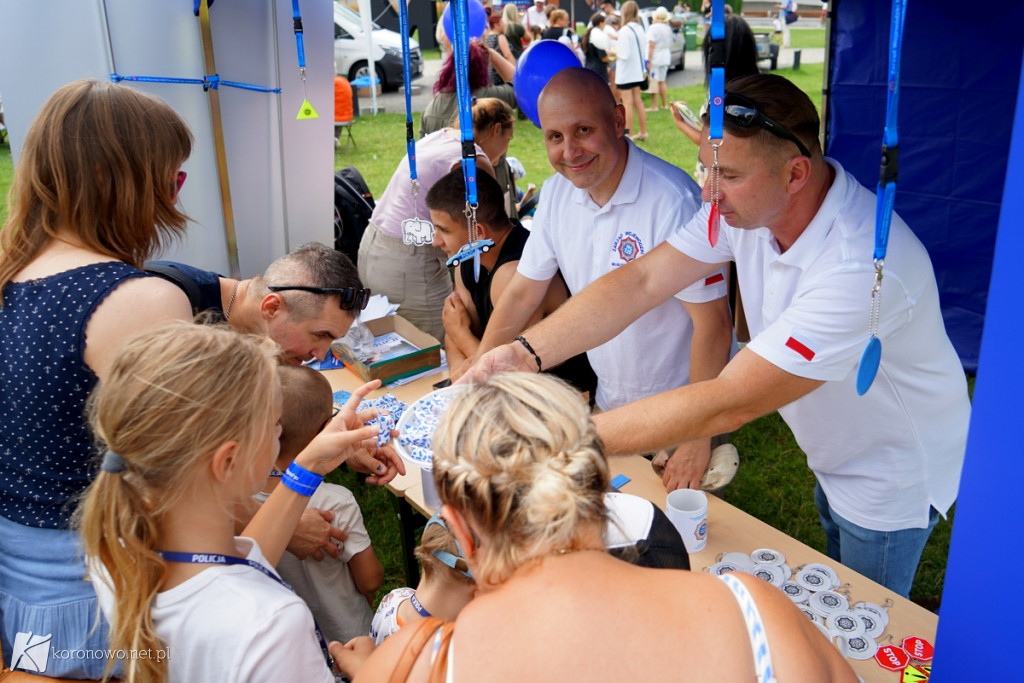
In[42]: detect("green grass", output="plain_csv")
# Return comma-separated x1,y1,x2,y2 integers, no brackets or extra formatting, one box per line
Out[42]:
0,139,12,225
0,61,954,607
787,27,826,49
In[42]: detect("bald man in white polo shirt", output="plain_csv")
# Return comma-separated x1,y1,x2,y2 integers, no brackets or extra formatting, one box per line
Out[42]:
468,74,970,598
473,67,735,493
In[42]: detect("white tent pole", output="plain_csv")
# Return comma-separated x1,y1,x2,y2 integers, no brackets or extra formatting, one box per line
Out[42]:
358,0,378,114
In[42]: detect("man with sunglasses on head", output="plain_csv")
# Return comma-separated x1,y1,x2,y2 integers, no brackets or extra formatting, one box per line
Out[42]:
149,241,367,365
468,73,970,598
152,242,403,562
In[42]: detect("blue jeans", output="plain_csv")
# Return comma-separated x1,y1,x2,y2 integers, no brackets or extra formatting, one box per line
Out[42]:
814,483,940,598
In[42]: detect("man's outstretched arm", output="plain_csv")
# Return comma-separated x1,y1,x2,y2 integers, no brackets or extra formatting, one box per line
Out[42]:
465,241,723,379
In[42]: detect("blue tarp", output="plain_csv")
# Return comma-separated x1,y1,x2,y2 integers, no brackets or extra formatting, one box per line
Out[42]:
826,1,1024,372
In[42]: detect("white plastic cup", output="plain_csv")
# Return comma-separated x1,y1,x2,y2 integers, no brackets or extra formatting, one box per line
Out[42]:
666,489,708,553
421,465,441,510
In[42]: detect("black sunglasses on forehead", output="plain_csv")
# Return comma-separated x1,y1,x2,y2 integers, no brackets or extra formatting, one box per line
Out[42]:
723,93,812,159
267,285,372,311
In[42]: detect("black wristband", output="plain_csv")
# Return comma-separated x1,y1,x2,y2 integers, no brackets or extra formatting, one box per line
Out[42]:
514,336,543,372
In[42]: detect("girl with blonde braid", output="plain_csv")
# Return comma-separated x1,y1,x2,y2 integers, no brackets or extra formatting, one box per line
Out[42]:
335,373,855,682
77,324,398,682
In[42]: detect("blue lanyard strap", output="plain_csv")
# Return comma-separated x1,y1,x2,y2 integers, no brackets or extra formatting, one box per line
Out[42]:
450,0,482,279
707,0,726,141
450,0,478,208
159,551,333,668
291,0,306,70
409,592,432,618
397,0,417,180
874,0,907,262
857,0,908,396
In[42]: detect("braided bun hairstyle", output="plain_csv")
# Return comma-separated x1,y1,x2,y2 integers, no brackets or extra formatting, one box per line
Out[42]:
432,373,608,588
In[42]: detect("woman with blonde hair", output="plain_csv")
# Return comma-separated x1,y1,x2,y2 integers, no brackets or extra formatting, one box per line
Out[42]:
336,373,857,682
79,323,392,682
615,0,648,140
501,2,529,60
0,78,194,677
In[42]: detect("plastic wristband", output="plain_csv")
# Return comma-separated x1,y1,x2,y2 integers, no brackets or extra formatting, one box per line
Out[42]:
514,335,543,372
281,461,324,497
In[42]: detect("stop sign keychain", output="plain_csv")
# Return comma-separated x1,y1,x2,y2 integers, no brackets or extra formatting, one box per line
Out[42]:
902,636,935,663
875,644,911,672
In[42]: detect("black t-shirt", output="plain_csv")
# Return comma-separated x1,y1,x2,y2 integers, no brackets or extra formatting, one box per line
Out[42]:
541,26,572,40
458,222,596,396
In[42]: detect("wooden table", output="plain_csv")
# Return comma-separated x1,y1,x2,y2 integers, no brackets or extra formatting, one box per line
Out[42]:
321,367,938,681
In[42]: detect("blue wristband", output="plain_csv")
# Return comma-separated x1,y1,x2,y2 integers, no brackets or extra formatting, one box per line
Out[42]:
281,461,324,497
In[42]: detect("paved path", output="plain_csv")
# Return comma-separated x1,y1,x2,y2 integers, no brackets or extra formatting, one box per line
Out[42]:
359,36,825,115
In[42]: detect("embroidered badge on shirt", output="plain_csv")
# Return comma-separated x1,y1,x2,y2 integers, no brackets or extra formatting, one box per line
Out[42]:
784,330,819,361
611,231,645,267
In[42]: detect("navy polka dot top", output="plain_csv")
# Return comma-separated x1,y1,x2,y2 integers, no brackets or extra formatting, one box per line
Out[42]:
0,261,145,529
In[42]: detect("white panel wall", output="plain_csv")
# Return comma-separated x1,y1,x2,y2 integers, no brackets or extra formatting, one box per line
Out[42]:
0,0,335,277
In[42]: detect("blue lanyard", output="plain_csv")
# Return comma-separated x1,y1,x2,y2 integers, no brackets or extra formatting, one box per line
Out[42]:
450,0,483,279
159,551,333,668
397,0,417,181
291,0,306,69
857,0,908,396
874,0,906,263
409,592,432,618
707,0,726,141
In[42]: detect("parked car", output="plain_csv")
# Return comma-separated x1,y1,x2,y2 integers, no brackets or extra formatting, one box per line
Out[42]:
753,31,779,71
333,2,422,91
638,7,686,71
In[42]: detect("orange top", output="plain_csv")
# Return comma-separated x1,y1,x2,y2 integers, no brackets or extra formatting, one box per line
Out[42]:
335,75,354,123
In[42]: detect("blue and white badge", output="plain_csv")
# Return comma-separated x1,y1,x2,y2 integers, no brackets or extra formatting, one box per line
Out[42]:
611,231,645,267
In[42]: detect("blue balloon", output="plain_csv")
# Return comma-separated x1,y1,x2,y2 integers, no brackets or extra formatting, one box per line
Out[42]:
513,40,581,128
442,0,487,43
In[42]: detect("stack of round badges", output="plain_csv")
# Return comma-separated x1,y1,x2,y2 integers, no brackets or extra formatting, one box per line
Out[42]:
394,385,467,471
705,550,890,661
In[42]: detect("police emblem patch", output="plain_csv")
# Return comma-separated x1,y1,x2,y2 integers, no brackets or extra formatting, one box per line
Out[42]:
612,231,644,266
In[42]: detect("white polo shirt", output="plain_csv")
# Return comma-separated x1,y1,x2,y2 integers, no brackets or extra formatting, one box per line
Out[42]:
519,140,726,410
668,159,970,531
525,5,548,29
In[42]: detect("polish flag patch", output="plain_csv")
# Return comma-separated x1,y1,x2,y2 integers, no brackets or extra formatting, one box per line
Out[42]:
704,272,725,286
784,331,818,361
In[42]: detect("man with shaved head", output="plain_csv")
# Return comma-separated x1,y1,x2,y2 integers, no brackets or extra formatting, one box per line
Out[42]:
468,74,970,596
474,67,736,492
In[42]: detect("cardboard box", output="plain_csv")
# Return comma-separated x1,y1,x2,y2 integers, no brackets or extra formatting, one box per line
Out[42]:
330,315,441,384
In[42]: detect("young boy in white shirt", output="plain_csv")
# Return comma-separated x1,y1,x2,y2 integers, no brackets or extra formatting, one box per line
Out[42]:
257,365,384,644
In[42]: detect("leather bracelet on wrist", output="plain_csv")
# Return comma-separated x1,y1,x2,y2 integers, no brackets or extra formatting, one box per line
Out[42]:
514,335,543,372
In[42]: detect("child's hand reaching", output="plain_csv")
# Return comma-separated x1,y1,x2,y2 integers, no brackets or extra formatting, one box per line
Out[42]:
294,380,404,480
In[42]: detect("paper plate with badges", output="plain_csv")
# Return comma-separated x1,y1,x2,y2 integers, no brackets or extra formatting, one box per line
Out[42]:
394,384,468,470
